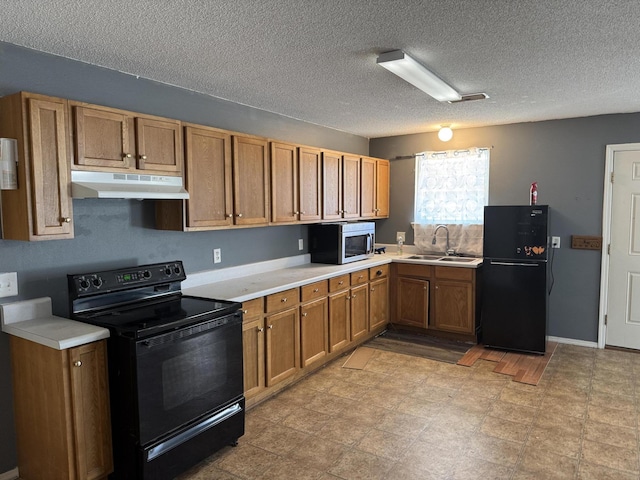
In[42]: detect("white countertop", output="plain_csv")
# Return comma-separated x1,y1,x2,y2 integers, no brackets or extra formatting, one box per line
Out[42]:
0,297,110,350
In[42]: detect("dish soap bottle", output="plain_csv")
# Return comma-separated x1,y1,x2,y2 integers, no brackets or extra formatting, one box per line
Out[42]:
530,182,538,206
397,237,403,255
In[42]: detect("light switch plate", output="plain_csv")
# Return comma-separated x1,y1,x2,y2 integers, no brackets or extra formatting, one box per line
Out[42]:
0,272,18,298
396,232,406,242
551,236,561,249
298,238,304,250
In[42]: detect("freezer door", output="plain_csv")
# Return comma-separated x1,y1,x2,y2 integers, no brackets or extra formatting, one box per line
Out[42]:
483,205,549,260
481,260,547,354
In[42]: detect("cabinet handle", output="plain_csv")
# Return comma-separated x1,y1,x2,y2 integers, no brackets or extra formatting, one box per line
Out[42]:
257,327,264,333
227,213,233,218
61,217,71,223
359,275,364,279
236,213,243,218
242,310,248,314
376,270,382,276
352,294,357,298
294,211,300,215
73,361,82,367
338,281,344,285
281,297,287,303
302,312,308,317
123,153,132,159
371,287,375,292
313,288,319,293
268,324,274,329
140,154,147,160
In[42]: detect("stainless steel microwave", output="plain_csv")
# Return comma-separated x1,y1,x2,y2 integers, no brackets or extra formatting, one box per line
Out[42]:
309,222,375,264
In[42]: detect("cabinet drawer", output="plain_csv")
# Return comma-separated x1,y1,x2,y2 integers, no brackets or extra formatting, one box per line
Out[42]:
434,266,473,281
242,298,264,319
350,270,368,286
301,280,328,302
329,274,350,292
369,264,389,280
395,263,433,278
265,288,300,313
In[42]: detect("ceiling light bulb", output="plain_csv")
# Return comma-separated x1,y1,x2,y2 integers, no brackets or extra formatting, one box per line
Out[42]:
438,126,453,142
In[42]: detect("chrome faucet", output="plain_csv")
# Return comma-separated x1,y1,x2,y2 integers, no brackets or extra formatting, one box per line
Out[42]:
432,225,455,255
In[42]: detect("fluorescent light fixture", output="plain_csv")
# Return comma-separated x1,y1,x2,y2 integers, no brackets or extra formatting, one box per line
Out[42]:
377,50,462,102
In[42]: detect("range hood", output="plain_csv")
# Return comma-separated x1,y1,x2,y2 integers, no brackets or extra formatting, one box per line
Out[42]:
71,170,189,199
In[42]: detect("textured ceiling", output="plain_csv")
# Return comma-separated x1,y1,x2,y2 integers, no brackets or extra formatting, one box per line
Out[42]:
3,0,640,138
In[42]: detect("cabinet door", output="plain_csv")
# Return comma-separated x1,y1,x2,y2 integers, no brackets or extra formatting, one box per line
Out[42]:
28,96,74,237
433,280,473,334
396,277,429,328
233,135,270,225
350,283,369,342
300,297,329,367
375,159,390,218
322,151,342,220
360,157,376,218
73,105,134,170
242,316,266,398
135,117,183,173
270,142,298,224
328,290,350,352
184,126,233,228
68,341,114,480
369,276,389,330
298,146,322,222
342,154,360,219
265,307,299,386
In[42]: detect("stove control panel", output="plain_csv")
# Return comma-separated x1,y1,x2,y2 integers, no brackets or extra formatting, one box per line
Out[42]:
68,261,186,297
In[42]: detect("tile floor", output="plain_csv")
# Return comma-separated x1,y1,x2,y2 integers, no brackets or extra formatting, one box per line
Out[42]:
178,343,640,479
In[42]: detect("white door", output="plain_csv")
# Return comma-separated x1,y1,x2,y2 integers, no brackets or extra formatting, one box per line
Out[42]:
605,146,640,349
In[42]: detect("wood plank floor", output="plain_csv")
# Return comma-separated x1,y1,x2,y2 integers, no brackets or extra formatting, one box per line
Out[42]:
457,341,557,385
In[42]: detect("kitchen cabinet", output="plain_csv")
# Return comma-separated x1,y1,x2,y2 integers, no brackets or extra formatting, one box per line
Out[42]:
349,269,369,342
265,308,300,386
328,274,351,352
156,124,233,230
322,150,343,220
342,154,360,219
392,263,480,340
0,92,74,241
233,134,270,225
361,157,390,219
369,265,389,330
300,281,329,367
242,298,266,399
70,101,183,175
270,142,298,224
10,337,113,480
298,146,322,222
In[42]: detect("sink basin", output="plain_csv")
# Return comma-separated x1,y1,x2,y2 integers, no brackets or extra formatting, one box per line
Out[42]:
407,254,444,260
438,257,476,263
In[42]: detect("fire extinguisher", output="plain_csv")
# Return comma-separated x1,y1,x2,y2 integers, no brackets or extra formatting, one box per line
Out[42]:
530,182,538,206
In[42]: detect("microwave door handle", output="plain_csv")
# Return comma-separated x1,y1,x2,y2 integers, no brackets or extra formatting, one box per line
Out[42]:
367,233,373,253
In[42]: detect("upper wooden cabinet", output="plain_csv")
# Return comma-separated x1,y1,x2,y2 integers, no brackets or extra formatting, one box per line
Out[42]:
342,154,360,219
322,150,343,220
297,146,322,222
361,156,390,219
233,135,270,226
270,142,298,224
0,92,74,241
70,102,183,175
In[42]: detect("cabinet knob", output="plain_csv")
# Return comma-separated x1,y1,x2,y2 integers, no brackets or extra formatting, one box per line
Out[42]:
236,213,243,218
268,324,274,329
371,287,375,292
242,310,248,314
338,281,344,285
258,327,264,333
313,288,319,293
123,153,132,158
73,361,82,367
227,213,233,218
62,217,71,223
352,294,357,298
140,154,147,160
281,297,287,303
294,211,300,215
376,270,382,276
302,312,308,317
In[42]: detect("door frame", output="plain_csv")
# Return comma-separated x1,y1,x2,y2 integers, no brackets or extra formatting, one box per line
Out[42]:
598,143,640,349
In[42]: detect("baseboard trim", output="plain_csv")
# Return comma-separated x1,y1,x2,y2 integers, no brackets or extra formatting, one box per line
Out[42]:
548,335,598,349
0,467,19,480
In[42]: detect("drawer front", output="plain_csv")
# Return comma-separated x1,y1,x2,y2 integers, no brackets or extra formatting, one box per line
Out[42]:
434,266,473,281
350,270,368,286
301,280,328,302
329,274,350,292
242,298,263,319
265,288,300,313
369,264,389,280
395,263,433,278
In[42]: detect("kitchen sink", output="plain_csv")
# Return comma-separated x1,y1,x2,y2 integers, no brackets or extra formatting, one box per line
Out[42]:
438,257,477,263
407,254,445,260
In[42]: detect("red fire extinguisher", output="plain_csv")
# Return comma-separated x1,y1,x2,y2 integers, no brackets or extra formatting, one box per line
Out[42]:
530,182,538,206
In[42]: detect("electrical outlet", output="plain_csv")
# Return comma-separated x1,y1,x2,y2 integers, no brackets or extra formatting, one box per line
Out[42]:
551,236,561,249
396,231,406,243
298,238,304,250
213,248,222,264
0,272,18,298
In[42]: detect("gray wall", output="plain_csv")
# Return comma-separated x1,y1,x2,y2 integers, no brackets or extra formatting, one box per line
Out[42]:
371,114,640,346
0,42,368,473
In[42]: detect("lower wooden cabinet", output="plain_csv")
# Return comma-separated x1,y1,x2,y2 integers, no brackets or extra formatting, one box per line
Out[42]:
396,276,430,328
349,283,369,342
369,276,389,330
265,307,300,386
10,337,113,480
300,297,329,367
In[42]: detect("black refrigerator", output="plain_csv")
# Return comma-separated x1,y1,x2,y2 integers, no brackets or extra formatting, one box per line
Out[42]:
481,205,549,354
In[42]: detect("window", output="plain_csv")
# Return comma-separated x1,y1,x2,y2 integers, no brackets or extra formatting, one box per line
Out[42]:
414,148,489,225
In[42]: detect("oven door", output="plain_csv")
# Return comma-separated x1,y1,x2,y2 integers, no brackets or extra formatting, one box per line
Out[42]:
135,312,243,445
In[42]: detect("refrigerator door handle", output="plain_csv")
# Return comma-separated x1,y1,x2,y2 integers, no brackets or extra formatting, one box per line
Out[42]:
490,261,539,267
